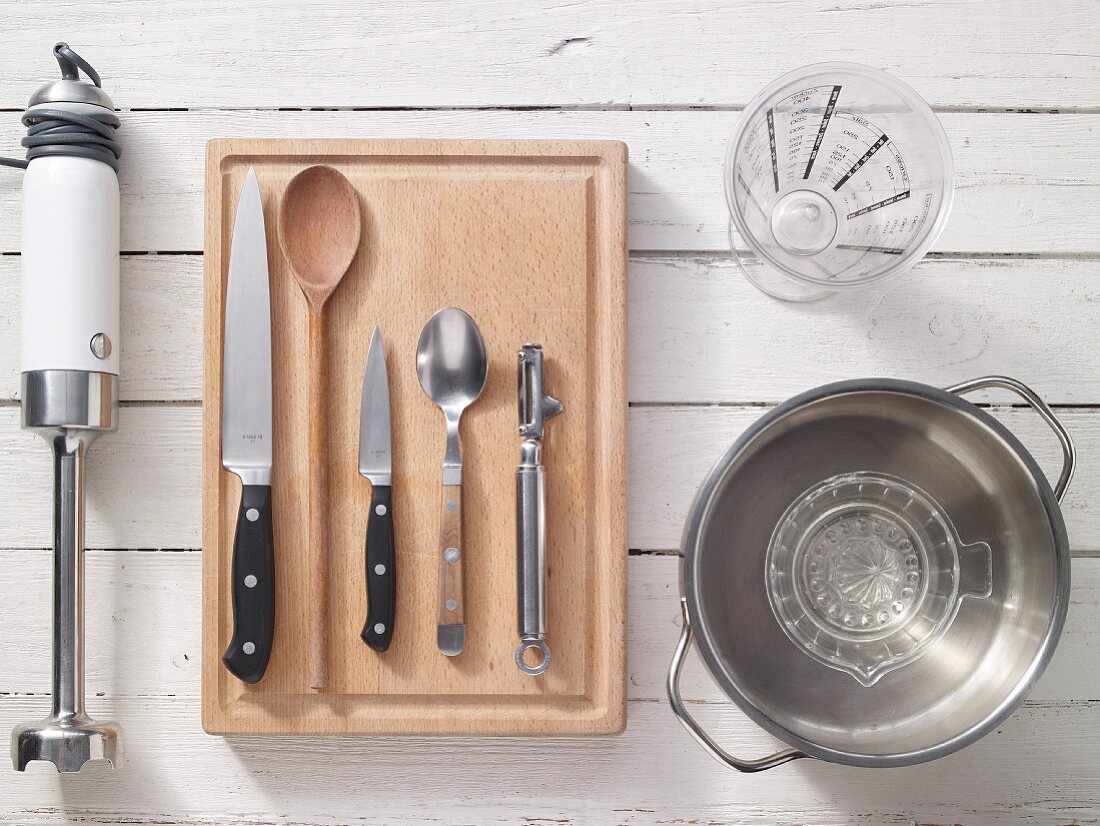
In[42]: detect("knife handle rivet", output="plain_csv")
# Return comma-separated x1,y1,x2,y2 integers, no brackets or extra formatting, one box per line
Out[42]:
446,499,458,511
242,642,256,655
446,599,457,611
374,564,386,575
375,503,387,516
244,574,258,588
246,508,260,522
373,623,386,635
444,547,460,564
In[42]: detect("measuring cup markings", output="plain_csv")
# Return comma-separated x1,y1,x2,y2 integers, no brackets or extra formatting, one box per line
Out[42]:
835,244,905,255
822,116,902,195
724,65,952,297
838,147,912,223
826,114,891,179
748,95,918,229
847,190,911,219
766,108,779,191
815,190,931,276
831,133,890,191
783,106,911,222
761,85,836,192
802,85,842,179
736,171,769,219
770,85,848,186
845,192,931,250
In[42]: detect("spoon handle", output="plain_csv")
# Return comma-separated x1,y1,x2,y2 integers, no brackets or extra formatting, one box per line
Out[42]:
308,312,329,690
437,484,466,656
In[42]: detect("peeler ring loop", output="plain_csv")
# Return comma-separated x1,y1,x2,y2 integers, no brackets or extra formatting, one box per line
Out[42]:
515,639,551,675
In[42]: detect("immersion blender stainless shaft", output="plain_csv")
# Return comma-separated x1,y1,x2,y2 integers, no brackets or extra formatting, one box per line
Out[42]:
13,374,120,772
53,441,87,724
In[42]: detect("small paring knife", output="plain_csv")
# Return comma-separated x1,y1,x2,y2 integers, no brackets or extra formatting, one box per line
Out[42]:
220,167,276,684
359,326,396,651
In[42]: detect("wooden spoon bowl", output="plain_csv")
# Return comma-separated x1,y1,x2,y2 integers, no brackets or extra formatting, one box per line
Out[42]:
279,165,362,310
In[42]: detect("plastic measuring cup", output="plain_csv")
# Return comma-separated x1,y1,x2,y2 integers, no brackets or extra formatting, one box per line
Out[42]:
725,63,953,301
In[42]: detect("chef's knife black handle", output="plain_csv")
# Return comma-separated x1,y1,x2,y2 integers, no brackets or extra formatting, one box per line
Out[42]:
361,484,396,652
222,483,275,684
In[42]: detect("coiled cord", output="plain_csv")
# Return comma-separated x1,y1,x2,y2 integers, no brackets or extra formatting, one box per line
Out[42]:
0,43,121,172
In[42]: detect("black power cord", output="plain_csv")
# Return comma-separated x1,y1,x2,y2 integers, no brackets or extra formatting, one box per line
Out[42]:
0,43,121,172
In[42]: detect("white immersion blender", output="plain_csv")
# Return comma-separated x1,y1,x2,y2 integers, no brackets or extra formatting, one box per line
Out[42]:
1,43,122,772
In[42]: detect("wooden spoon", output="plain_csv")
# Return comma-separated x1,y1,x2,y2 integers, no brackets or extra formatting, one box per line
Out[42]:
278,165,361,691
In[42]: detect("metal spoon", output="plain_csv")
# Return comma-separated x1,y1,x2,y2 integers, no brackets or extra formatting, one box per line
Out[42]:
416,307,488,656
278,165,361,691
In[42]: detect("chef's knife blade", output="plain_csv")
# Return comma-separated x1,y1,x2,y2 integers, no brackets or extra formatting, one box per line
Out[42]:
359,326,396,651
220,167,275,683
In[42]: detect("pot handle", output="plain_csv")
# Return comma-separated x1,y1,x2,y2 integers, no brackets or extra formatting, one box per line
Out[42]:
667,598,807,772
946,376,1075,503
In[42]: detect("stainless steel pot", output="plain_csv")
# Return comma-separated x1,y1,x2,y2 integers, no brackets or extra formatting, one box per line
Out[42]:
668,376,1075,770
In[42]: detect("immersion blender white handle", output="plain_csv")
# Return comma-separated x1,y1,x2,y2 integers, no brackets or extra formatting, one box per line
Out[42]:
20,150,119,375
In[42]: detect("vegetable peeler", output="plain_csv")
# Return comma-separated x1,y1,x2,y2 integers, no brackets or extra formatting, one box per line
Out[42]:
515,344,563,675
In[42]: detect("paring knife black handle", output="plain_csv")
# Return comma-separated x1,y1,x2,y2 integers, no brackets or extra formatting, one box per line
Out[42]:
222,484,276,683
361,484,396,651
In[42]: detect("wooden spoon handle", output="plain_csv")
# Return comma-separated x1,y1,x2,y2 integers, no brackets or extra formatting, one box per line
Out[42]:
308,311,329,691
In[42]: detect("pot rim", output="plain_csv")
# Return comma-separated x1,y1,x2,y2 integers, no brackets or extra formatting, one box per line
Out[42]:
680,377,1071,768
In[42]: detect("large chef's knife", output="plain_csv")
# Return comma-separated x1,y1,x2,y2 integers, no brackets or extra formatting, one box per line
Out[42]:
359,326,396,651
220,167,275,683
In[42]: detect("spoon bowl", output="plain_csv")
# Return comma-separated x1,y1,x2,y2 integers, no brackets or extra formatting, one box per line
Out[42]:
279,165,361,310
416,308,489,417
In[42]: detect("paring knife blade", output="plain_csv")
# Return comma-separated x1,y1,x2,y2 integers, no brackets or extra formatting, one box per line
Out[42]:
220,167,276,684
359,326,396,651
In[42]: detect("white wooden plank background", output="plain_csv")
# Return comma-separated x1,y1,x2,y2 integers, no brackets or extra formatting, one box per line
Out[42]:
0,1,1096,109
1,111,1097,254
0,1,1097,824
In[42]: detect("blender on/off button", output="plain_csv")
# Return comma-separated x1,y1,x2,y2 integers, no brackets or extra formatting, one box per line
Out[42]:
90,332,111,359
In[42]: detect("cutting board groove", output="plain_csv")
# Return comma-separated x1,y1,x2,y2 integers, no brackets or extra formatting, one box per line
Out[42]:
201,139,627,735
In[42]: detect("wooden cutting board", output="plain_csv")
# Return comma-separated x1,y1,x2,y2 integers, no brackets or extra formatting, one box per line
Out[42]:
201,139,627,735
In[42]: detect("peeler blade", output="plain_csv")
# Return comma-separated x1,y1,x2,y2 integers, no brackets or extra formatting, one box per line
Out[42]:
518,343,563,439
